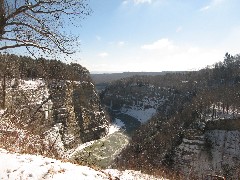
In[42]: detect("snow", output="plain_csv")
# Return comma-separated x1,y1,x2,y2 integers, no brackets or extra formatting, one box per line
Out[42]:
44,123,65,157
105,169,165,180
19,79,45,90
182,138,204,145
0,109,5,117
0,148,166,180
66,140,96,158
107,118,126,135
15,79,52,111
0,148,109,180
175,129,240,178
121,107,156,123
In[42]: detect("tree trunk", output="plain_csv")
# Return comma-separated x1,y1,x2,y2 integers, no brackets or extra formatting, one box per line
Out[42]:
0,0,5,38
226,103,229,114
212,104,215,120
2,74,6,109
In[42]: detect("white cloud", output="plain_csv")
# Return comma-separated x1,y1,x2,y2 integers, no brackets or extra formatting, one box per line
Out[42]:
122,0,153,5
98,52,109,58
200,0,225,11
141,38,176,51
200,5,210,11
80,42,227,72
107,41,126,47
133,0,152,4
218,26,240,54
139,38,225,71
118,41,125,47
212,0,225,5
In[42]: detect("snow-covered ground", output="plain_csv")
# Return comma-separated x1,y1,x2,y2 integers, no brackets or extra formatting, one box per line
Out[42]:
121,107,156,123
66,140,96,158
0,148,108,180
0,109,5,117
18,79,45,90
0,148,165,180
107,118,126,135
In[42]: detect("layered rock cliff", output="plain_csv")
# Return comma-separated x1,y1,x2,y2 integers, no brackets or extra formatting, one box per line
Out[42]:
173,120,240,179
2,78,109,154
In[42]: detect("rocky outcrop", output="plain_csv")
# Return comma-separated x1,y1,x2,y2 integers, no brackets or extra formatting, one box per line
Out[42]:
2,78,109,152
173,128,240,178
49,80,108,148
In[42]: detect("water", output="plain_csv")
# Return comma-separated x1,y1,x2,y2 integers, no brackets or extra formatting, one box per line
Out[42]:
71,112,141,168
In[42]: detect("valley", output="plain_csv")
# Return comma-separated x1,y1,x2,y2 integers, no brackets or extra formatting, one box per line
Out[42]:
1,53,240,179
1,0,240,179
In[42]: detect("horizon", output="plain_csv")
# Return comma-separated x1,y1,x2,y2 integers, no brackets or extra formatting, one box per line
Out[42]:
3,0,240,72
75,0,240,72
90,70,194,74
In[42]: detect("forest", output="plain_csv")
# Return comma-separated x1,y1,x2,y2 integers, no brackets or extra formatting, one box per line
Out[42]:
1,52,240,178
101,53,240,178
0,53,91,81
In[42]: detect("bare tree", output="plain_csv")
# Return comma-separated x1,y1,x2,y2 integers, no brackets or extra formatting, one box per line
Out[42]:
0,0,91,56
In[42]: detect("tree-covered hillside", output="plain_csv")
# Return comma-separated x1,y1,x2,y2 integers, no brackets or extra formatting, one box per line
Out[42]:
0,53,91,81
0,54,109,161
102,53,240,179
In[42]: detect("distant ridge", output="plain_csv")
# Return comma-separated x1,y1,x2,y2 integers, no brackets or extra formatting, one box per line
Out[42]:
90,71,189,84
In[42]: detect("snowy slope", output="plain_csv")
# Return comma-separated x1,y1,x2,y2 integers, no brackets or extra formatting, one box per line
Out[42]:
107,118,126,135
121,107,156,123
0,148,165,180
0,148,109,180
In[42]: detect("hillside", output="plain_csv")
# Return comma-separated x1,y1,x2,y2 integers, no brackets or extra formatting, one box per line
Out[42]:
0,54,109,157
0,54,167,179
91,72,167,84
91,71,189,92
1,53,240,179
100,53,240,179
0,148,165,180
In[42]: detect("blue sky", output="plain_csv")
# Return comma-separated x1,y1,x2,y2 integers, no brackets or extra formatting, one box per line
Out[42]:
67,0,240,72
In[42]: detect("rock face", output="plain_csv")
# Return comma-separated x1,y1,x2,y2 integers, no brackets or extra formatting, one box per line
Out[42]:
49,80,108,148
3,78,109,151
173,128,240,178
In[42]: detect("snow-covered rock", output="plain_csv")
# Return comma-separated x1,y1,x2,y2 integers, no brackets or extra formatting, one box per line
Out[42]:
3,78,109,155
174,129,240,178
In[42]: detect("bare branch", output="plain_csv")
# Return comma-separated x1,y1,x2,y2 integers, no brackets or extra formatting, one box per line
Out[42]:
6,21,51,36
0,43,51,51
5,1,43,21
23,11,46,27
0,0,91,57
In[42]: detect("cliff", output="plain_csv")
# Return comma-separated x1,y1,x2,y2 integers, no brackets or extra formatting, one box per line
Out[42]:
2,78,109,155
174,120,240,179
0,54,109,155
